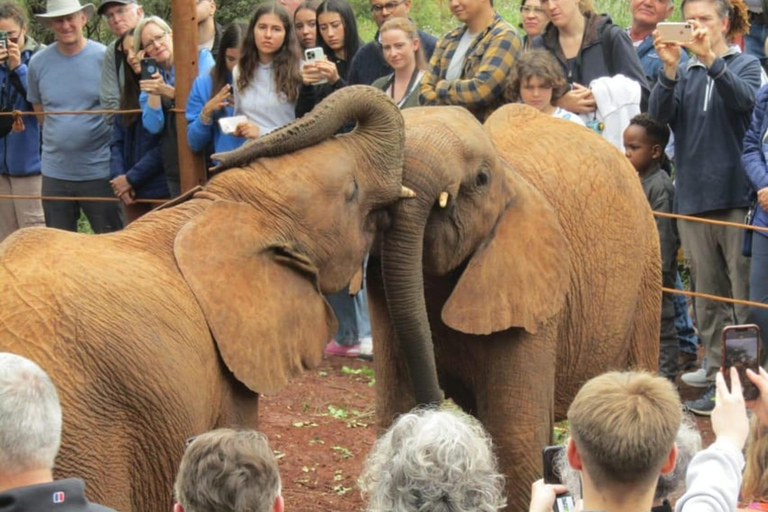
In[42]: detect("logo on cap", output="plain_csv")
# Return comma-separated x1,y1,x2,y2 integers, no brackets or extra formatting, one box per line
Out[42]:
53,491,65,504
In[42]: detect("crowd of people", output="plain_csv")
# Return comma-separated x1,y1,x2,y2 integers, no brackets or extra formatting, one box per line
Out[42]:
1,351,767,512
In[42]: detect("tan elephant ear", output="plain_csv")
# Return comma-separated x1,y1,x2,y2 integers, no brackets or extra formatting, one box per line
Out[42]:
441,178,570,335
174,201,337,394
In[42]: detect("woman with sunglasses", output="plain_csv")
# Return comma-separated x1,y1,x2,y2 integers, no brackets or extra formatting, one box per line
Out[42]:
136,16,214,197
0,1,44,241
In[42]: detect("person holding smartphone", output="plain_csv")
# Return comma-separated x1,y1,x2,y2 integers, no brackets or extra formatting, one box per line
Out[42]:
231,3,301,140
0,1,44,242
294,0,320,51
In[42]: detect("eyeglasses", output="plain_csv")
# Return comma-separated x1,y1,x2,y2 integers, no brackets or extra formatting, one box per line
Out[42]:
371,0,406,14
520,5,546,14
102,5,133,21
143,32,167,51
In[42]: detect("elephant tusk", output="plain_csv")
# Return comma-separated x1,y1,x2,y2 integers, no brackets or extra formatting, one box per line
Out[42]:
438,191,449,208
400,186,417,198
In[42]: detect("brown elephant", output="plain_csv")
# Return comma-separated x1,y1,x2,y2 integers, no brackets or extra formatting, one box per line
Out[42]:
0,87,409,512
368,104,661,510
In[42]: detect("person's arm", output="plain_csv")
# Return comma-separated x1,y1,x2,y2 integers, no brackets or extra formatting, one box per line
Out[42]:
650,186,678,273
429,29,521,108
707,55,761,113
741,87,768,191
649,30,683,126
419,39,447,106
198,48,215,77
26,59,43,125
140,91,164,134
124,141,163,189
100,45,119,125
32,103,44,126
185,76,216,152
606,27,650,110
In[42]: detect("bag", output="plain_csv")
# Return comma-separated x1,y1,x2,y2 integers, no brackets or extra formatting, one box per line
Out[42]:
0,104,13,138
742,194,757,258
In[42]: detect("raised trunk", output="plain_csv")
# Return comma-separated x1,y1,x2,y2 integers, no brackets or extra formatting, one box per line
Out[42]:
381,154,444,406
211,85,404,173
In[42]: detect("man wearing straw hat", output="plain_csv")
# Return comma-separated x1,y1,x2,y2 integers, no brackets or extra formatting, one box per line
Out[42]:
26,0,122,233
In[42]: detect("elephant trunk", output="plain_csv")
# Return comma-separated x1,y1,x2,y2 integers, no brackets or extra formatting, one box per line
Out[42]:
381,151,444,406
211,85,404,173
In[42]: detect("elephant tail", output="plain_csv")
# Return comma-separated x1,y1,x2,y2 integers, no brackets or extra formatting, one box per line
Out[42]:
628,250,662,372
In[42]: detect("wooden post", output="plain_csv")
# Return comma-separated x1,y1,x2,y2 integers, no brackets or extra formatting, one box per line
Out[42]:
171,0,207,192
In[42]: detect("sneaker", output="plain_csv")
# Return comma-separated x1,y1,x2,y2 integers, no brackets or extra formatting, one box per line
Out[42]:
358,336,373,361
684,384,716,416
681,368,708,388
325,340,361,358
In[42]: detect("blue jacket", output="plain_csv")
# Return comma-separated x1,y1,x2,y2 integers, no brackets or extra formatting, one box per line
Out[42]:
650,48,761,215
741,84,768,235
634,32,689,86
185,73,245,156
0,38,42,176
110,115,169,199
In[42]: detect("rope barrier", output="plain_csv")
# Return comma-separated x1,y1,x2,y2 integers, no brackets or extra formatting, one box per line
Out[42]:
662,286,768,310
0,107,188,118
0,194,167,205
654,211,768,234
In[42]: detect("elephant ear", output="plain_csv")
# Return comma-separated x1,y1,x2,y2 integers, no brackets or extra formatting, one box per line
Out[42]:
442,175,570,335
174,201,337,394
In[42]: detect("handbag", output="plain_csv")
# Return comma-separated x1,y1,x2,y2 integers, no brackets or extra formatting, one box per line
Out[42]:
742,193,757,258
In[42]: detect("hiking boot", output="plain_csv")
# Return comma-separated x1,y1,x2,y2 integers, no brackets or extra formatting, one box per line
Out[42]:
325,340,361,358
681,368,708,388
684,384,716,416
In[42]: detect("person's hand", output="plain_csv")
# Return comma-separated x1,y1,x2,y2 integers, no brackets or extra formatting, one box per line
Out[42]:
711,367,750,451
652,29,682,79
3,39,21,71
528,479,570,512
757,187,768,211
118,188,136,205
233,121,260,139
301,61,325,85
313,59,341,84
110,175,132,197
681,19,716,67
202,84,232,121
746,366,768,426
557,83,596,114
140,72,174,99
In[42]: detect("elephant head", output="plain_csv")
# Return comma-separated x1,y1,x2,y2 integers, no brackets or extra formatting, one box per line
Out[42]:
169,85,409,395
381,106,571,405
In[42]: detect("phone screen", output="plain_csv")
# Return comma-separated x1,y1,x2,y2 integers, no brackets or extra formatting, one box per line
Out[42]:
723,325,761,401
542,446,575,512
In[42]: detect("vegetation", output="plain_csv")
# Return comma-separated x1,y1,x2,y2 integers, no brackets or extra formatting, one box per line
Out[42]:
16,0,642,46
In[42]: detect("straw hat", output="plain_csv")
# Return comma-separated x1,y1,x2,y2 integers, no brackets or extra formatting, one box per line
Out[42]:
35,0,95,21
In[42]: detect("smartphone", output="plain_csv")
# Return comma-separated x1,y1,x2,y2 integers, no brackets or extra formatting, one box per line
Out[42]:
657,22,694,43
543,446,576,512
303,46,328,85
217,115,248,135
722,324,762,401
0,30,7,61
140,57,158,81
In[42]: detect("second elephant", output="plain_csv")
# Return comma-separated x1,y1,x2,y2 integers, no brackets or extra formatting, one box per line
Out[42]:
369,104,661,511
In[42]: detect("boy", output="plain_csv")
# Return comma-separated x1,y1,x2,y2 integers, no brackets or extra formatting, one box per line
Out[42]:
623,113,679,381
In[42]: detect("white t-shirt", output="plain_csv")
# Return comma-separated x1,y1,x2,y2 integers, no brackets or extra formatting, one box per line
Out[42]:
233,63,296,136
553,107,586,127
445,31,476,81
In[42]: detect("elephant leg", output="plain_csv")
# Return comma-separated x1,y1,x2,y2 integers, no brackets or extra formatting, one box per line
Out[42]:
629,253,662,373
475,327,557,512
367,257,416,430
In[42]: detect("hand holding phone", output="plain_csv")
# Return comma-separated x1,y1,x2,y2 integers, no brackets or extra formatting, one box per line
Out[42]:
303,47,328,85
140,57,158,81
542,446,576,512
657,22,694,43
217,115,248,135
0,30,8,62
722,324,762,401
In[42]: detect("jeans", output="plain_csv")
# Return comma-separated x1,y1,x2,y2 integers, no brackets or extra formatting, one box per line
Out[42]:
41,176,122,233
674,272,699,354
326,258,372,347
748,233,768,366
745,20,768,71
0,174,45,242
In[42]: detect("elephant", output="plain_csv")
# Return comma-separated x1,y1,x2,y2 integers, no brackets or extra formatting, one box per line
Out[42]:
0,86,410,512
367,104,661,511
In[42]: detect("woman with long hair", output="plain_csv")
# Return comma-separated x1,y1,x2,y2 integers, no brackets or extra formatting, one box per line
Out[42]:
741,416,768,510
186,22,247,156
109,28,169,223
371,18,427,109
295,0,362,118
294,0,320,50
136,16,214,197
532,0,648,114
232,2,302,140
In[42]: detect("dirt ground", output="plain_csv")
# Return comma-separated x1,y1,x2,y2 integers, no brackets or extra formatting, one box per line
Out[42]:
259,356,715,512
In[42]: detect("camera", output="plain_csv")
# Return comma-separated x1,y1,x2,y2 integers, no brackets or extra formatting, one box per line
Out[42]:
0,30,8,59
306,50,315,60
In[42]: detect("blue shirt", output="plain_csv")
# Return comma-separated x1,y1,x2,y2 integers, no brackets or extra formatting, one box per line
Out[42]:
185,72,245,156
27,40,111,181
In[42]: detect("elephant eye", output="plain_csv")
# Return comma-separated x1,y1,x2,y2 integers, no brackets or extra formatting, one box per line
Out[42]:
475,170,489,187
345,178,359,202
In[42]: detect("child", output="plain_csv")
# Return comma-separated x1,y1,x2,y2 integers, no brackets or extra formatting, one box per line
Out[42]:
623,113,679,381
508,49,585,127
740,415,768,510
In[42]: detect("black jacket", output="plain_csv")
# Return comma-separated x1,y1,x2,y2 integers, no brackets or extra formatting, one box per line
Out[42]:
533,13,649,110
0,479,116,512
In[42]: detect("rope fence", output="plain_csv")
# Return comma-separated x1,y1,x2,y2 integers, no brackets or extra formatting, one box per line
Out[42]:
2,107,767,309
